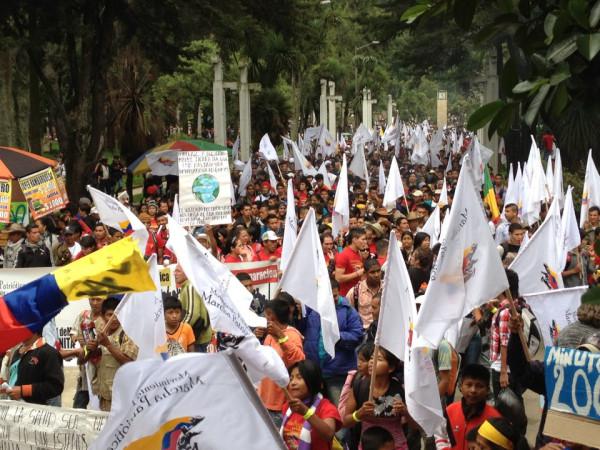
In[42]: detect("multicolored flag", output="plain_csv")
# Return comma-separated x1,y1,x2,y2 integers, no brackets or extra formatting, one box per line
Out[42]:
483,166,500,222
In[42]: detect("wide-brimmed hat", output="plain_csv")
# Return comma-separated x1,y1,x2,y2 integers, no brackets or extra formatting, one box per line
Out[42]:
374,207,391,217
365,222,384,239
6,223,25,235
407,211,421,221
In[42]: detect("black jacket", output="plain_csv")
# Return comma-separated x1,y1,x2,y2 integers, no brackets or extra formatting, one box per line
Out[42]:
16,242,52,268
11,343,64,405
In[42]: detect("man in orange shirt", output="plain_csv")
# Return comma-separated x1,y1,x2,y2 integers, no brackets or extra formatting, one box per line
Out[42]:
257,298,305,428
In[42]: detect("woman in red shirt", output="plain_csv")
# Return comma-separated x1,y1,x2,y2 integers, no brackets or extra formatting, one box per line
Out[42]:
223,237,258,263
281,360,341,450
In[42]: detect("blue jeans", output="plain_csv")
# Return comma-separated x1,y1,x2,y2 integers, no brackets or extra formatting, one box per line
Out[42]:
464,333,482,366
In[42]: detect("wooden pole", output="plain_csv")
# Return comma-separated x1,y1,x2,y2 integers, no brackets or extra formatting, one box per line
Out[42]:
503,289,531,362
368,344,380,401
576,248,585,284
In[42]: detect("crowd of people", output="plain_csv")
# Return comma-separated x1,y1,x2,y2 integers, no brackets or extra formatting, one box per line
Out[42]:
1,127,599,450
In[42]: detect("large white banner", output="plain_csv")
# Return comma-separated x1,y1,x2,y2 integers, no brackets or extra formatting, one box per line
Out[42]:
0,400,108,449
178,151,231,226
0,268,87,366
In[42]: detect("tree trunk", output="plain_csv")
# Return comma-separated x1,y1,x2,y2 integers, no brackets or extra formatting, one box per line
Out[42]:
0,46,16,145
28,64,42,154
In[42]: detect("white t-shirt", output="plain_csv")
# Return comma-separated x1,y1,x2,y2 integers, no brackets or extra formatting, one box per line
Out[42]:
68,242,82,258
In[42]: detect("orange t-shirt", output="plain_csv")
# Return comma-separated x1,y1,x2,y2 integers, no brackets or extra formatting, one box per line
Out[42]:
166,322,196,355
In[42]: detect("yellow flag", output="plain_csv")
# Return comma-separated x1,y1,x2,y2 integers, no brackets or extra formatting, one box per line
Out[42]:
53,237,155,300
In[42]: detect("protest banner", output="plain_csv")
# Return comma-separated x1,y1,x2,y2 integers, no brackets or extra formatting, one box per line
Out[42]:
18,168,66,219
0,267,89,367
0,179,10,223
10,201,28,224
178,151,231,226
0,400,107,449
543,346,600,446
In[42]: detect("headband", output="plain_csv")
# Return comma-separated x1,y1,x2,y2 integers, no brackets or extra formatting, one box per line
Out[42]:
478,421,513,450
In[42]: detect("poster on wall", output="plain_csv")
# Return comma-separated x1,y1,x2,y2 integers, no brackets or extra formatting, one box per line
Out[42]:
178,151,231,226
18,168,66,219
0,179,10,223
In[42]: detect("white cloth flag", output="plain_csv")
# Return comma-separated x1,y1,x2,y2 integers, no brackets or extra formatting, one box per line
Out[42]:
87,185,148,253
280,179,297,272
172,193,181,224
352,123,372,155
445,153,453,174
332,155,350,238
415,160,509,347
145,150,180,176
232,134,240,161
166,216,289,386
405,347,445,437
546,155,554,199
509,197,564,294
438,178,448,208
278,208,340,357
421,206,441,248
375,232,417,362
317,127,336,157
553,147,564,207
115,255,167,360
514,163,524,215
258,133,279,161
238,158,253,196
524,286,587,347
559,186,581,270
90,352,286,450
289,139,317,176
410,126,429,165
383,157,406,209
266,162,278,193
522,138,547,225
580,149,600,228
318,162,333,188
503,164,517,210
378,160,386,195
348,145,369,186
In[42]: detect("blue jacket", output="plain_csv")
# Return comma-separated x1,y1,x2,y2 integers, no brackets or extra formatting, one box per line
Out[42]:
302,296,364,377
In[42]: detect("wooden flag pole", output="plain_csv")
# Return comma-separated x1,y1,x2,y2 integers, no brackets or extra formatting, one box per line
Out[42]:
367,344,380,401
504,289,531,362
576,248,585,284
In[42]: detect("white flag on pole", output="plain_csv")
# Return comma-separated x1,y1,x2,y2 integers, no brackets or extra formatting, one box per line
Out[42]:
378,160,386,195
266,162,278,193
232,134,240,161
278,208,340,357
546,155,554,199
382,157,406,210
523,286,587,346
375,232,417,362
280,179,297,272
332,155,350,238
258,133,279,161
290,140,318,176
115,255,167,360
509,197,564,294
559,186,581,270
172,193,181,224
553,147,564,207
438,177,449,208
318,162,333,189
87,185,148,253
421,206,441,248
503,164,517,210
415,160,509,347
238,158,253,196
90,352,286,450
580,149,600,228
348,145,370,186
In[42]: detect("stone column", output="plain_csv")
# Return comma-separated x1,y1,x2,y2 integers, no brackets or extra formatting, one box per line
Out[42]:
328,81,336,137
239,64,251,161
212,57,226,146
362,88,368,126
319,79,328,127
387,95,393,126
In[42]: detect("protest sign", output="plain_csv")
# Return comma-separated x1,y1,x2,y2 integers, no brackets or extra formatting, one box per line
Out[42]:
0,267,88,366
0,179,10,223
0,400,108,449
18,168,66,219
227,260,279,299
544,346,600,445
178,151,231,226
10,201,28,224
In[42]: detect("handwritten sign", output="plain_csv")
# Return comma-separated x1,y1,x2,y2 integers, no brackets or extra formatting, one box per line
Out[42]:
0,400,108,449
544,346,600,421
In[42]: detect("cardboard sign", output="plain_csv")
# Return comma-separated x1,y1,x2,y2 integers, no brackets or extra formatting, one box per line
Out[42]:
0,179,10,223
18,168,66,219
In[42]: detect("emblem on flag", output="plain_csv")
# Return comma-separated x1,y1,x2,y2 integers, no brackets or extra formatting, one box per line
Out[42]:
462,244,478,283
541,263,560,289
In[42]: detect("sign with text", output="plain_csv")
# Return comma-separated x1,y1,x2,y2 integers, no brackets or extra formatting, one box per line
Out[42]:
0,179,10,223
227,260,279,299
178,151,231,226
0,400,108,449
544,346,600,421
18,168,66,219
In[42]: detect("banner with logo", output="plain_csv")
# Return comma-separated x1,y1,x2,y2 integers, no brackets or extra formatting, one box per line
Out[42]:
227,260,280,299
0,400,108,449
178,151,231,226
18,168,66,219
0,179,10,223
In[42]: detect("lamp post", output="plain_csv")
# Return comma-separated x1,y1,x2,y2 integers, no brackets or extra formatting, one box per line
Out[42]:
354,41,379,126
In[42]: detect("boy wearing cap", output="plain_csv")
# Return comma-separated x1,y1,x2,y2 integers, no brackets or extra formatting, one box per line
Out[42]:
53,225,82,266
258,231,282,262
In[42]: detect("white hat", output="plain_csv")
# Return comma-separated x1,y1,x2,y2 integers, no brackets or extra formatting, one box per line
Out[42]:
261,230,279,241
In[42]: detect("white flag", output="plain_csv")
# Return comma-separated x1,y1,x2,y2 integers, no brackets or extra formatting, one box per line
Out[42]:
90,352,286,450
378,160,386,195
280,179,297,272
172,193,181,224
266,162,278,193
348,145,369,186
580,149,600,228
114,255,167,360
438,177,449,208
503,164,517,210
232,134,240,161
87,185,148,253
522,138,547,225
238,158,253,196
559,186,581,270
553,147,564,207
290,139,318,176
278,208,340,357
318,162,333,189
524,286,587,347
375,232,417,362
415,160,509,347
421,205,441,248
332,154,350,238
258,133,279,161
383,157,406,210
509,197,564,294
546,155,554,199
317,127,336,157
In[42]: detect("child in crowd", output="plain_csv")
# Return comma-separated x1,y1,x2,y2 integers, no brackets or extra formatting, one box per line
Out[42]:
164,295,196,356
361,426,395,450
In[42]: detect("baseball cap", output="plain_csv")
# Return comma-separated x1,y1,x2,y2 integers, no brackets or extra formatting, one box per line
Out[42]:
262,230,279,241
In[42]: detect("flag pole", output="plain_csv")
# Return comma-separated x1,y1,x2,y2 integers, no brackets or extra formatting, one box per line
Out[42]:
576,248,585,284
503,289,531,362
368,344,380,401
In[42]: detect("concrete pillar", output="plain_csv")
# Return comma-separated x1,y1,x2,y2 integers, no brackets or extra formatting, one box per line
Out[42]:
362,88,368,126
387,95,393,126
196,102,202,137
437,90,448,128
328,81,336,137
367,90,372,129
212,58,226,146
319,79,328,127
239,64,251,161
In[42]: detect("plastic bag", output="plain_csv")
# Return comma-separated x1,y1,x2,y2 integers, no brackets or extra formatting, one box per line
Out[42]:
495,388,527,435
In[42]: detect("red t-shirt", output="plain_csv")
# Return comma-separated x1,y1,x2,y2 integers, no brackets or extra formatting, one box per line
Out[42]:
257,247,282,261
335,246,363,296
542,133,554,152
446,402,501,450
281,398,341,450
